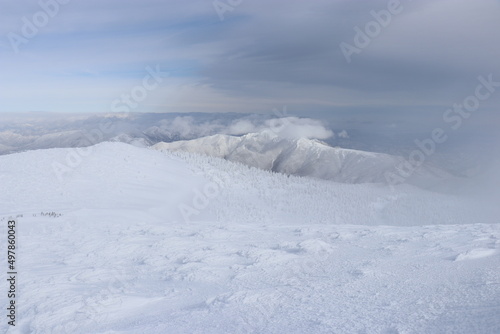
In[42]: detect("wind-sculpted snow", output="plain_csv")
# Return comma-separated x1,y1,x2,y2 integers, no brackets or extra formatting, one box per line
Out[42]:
153,132,452,188
1,142,498,333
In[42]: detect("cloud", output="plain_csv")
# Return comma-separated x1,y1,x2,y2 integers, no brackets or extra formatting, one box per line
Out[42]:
264,117,334,140
150,115,334,140
0,113,335,155
227,119,260,135
338,130,349,139
1,0,499,114
153,116,226,139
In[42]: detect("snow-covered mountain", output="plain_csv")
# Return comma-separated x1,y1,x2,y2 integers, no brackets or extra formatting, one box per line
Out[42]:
0,112,231,154
153,131,451,188
1,113,492,180
1,142,498,333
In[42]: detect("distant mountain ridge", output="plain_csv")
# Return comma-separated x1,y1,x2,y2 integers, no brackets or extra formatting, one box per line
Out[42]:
153,131,452,187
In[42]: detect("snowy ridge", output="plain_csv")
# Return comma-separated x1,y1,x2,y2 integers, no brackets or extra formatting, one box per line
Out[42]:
0,142,498,333
167,149,496,227
153,131,452,187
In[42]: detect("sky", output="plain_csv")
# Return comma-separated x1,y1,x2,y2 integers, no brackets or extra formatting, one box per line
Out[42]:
0,0,500,118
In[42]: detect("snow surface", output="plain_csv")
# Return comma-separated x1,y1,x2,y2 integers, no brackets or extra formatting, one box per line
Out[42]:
1,142,499,333
153,132,452,189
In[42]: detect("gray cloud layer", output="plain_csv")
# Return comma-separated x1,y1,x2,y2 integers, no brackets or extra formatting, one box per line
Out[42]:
1,0,499,114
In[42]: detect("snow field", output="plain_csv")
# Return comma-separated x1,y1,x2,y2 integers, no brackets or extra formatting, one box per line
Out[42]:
0,142,498,333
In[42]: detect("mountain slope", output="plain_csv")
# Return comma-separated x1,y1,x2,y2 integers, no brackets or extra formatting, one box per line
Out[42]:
153,131,451,187
1,142,498,333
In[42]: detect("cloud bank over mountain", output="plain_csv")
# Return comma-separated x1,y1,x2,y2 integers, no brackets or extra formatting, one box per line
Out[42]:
151,116,334,140
0,112,338,155
1,111,497,181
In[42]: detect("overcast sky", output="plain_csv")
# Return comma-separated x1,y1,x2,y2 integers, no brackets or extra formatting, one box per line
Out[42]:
1,0,499,117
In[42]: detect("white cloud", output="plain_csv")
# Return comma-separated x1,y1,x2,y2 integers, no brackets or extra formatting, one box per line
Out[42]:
338,130,349,139
227,119,259,135
264,117,334,140
152,115,334,140
156,116,225,138
0,113,336,155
